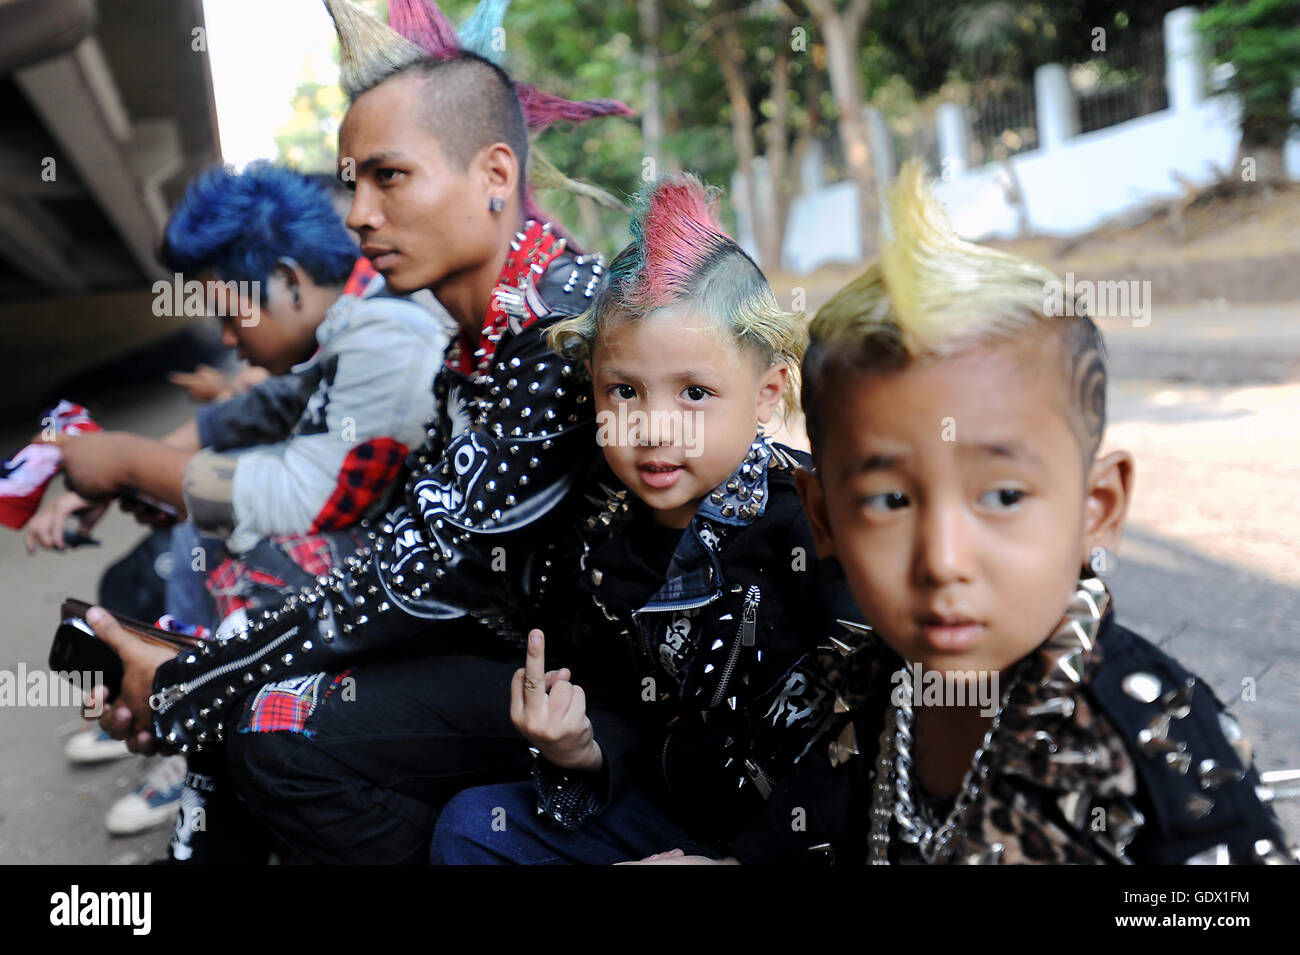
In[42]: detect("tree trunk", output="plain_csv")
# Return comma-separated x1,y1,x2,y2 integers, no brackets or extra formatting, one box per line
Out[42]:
1236,122,1287,186
807,0,877,259
789,63,825,195
756,12,795,274
639,0,664,177
710,26,763,266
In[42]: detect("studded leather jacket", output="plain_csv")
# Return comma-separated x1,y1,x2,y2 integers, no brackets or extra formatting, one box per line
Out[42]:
527,437,867,845
726,602,1294,865
147,222,609,754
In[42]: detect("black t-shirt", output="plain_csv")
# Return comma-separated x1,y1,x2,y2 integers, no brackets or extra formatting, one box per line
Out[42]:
629,508,685,578
597,506,687,609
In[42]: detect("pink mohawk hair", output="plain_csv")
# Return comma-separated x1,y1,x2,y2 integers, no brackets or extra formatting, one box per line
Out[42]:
386,0,634,133
385,0,632,250
388,0,459,56
516,85,635,129
548,171,804,421
620,174,735,312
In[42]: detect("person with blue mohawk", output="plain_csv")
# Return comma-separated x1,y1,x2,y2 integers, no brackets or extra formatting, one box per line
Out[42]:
48,161,449,846
73,0,633,864
57,160,448,560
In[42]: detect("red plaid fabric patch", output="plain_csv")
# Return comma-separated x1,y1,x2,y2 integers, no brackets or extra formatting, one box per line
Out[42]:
240,669,353,736
280,534,334,578
206,527,368,620
309,437,407,533
206,558,283,618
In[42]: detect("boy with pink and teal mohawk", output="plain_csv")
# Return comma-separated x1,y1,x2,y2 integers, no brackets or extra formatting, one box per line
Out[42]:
429,172,866,864
632,164,1292,866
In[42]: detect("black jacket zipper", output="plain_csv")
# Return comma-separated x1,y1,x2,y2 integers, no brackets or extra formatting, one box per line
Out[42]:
710,585,760,709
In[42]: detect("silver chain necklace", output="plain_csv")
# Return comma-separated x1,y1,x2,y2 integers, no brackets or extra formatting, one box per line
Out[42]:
866,578,1108,864
868,665,1014,864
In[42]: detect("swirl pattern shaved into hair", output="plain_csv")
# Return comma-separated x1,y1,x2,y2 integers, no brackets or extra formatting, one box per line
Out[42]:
1067,315,1108,458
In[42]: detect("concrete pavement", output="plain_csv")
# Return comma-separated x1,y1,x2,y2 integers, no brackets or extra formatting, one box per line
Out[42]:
1,300,1297,862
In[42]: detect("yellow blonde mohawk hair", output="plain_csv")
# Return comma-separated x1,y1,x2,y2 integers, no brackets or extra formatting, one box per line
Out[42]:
804,160,1108,460
813,160,1061,357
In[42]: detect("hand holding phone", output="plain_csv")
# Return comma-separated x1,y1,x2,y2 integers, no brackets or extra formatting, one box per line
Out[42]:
49,601,200,754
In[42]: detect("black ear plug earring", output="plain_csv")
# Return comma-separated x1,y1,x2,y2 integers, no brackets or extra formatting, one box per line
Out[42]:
489,197,505,212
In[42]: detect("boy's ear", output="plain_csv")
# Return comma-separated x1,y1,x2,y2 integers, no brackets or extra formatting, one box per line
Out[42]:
1082,450,1134,561
755,364,787,425
273,257,304,310
794,467,836,560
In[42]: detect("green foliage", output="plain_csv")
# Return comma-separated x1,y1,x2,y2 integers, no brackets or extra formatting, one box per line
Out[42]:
271,0,1223,252
274,79,348,173
1198,0,1300,145
876,0,1186,92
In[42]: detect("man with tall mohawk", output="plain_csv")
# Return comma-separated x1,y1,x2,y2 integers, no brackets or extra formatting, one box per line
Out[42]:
81,0,633,863
386,0,635,235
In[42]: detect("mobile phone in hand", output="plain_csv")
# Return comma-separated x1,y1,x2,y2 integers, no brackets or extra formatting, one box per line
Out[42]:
63,529,100,548
119,487,179,518
47,599,205,704
49,616,123,701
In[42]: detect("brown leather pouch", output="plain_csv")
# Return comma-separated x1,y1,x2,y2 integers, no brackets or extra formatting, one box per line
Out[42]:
60,598,205,652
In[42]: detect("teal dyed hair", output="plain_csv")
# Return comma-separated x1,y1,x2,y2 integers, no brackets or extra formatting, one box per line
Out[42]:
458,0,508,63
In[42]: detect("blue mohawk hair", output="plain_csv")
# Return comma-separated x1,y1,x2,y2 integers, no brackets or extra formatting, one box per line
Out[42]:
160,161,358,290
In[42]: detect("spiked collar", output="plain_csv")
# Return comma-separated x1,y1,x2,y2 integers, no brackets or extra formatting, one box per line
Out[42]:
841,580,1146,863
996,582,1138,800
696,435,802,527
446,219,569,381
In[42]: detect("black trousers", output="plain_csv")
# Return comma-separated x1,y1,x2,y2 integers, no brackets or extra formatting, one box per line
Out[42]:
224,653,532,864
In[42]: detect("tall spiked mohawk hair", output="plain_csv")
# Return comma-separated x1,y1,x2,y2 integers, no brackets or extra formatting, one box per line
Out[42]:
550,174,807,414
390,0,632,129
326,0,425,100
327,0,632,130
802,160,1108,460
326,0,632,232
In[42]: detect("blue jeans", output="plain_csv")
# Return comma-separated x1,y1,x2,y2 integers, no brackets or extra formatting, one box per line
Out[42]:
165,521,222,629
431,781,720,865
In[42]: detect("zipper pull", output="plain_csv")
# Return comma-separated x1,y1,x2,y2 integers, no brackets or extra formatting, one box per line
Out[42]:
149,685,185,712
744,758,772,798
741,587,759,646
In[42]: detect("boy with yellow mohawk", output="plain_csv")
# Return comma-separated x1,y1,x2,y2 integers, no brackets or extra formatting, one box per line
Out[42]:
646,163,1292,865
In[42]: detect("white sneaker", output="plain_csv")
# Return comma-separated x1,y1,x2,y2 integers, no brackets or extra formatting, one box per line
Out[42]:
105,755,188,836
64,727,132,764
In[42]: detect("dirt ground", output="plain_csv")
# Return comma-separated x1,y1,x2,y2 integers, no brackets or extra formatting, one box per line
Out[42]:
769,181,1300,310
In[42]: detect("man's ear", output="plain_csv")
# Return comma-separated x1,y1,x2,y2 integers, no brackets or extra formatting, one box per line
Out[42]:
1082,449,1134,562
794,467,836,560
479,142,518,204
755,364,787,426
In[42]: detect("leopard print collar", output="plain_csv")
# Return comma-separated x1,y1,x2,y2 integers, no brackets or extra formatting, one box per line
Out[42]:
841,578,1145,864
